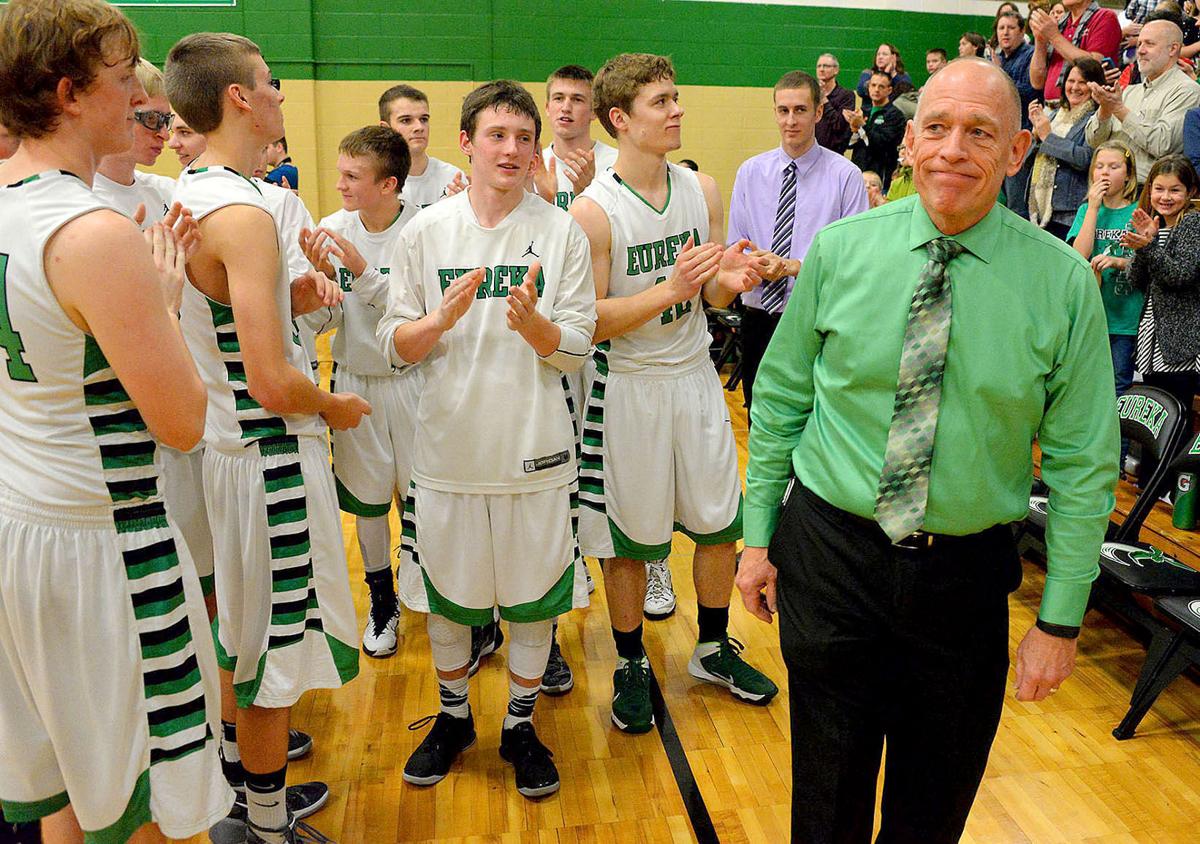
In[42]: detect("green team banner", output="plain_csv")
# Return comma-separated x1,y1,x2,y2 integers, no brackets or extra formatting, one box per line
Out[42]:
116,1,235,5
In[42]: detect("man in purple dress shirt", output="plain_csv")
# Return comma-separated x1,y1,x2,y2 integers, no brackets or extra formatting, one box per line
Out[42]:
729,70,869,412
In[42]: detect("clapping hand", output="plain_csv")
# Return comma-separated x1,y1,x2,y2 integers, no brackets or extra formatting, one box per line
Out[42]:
717,239,767,293
289,268,343,316
1121,208,1159,250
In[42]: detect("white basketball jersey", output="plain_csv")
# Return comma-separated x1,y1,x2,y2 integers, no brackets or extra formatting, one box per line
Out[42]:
311,202,419,376
579,162,710,373
176,166,323,451
379,190,596,494
401,156,463,209
254,178,318,375
92,171,175,228
0,170,165,507
544,140,618,211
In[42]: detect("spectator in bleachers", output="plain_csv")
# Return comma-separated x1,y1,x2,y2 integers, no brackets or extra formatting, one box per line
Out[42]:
886,145,916,201
960,32,988,58
1127,154,1200,423
990,3,1024,55
1182,102,1200,167
846,71,907,191
997,8,1041,217
862,170,886,207
264,134,298,190
815,53,855,154
1067,141,1140,429
1086,20,1200,187
679,158,699,171
925,47,949,79
891,79,918,121
1030,0,1123,102
1027,58,1105,238
1123,0,1157,67
855,44,912,103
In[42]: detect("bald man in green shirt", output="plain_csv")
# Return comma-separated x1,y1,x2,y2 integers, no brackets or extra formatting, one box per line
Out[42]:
737,58,1119,842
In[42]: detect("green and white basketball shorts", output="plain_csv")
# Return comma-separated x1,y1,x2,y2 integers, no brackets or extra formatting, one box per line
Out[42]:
161,446,215,596
578,357,743,561
0,483,233,841
204,435,360,709
398,481,587,624
330,367,420,518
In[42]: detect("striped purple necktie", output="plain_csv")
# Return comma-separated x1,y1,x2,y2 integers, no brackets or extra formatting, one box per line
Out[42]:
760,160,796,314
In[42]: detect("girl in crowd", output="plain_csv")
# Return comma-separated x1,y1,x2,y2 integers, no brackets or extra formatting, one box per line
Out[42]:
1126,155,1200,424
959,31,988,58
1026,58,1106,239
1067,141,1140,469
855,43,911,102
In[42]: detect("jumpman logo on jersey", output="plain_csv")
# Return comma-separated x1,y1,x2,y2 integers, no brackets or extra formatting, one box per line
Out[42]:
522,241,539,258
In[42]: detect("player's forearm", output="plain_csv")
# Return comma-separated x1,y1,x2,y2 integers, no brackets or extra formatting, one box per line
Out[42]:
702,274,740,309
247,364,338,417
390,314,446,364
518,313,561,357
593,284,677,343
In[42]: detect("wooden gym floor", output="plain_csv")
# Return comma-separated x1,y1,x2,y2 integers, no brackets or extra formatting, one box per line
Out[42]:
184,381,1200,844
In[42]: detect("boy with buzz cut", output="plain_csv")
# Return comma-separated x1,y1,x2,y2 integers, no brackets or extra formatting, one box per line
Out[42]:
165,32,369,844
0,1,231,840
379,84,464,208
299,125,420,659
570,53,779,735
377,79,596,800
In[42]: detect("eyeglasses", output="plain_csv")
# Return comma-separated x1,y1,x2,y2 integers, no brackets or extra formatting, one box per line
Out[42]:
269,77,281,90
133,109,174,132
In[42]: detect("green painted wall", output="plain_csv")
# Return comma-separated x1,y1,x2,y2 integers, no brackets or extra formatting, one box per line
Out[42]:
127,0,991,89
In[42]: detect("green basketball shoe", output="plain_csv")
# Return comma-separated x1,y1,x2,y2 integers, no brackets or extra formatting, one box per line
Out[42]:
688,636,778,704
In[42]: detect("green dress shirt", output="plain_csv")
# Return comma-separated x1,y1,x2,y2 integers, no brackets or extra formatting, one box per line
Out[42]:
746,195,1119,628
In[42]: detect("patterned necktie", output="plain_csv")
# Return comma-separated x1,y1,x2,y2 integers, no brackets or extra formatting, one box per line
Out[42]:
760,161,797,313
874,237,965,543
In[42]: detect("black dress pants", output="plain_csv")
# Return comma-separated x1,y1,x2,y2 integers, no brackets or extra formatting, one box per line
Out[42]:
770,485,1023,843
741,306,783,415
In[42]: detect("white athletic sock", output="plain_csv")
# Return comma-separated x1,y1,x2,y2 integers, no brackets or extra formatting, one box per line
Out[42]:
438,674,470,719
245,766,288,843
356,514,392,574
504,677,540,729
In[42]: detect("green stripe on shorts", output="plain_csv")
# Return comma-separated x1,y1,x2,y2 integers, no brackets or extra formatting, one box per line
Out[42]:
83,769,151,844
421,569,496,626
335,476,391,517
676,494,744,545
499,561,575,623
0,790,70,823
608,518,672,561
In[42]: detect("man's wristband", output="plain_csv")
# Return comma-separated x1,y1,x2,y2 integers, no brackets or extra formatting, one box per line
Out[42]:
1036,618,1080,639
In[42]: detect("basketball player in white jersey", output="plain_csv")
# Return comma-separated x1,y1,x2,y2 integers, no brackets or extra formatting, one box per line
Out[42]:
377,80,596,799
0,1,231,839
378,84,463,208
539,63,679,626
570,53,778,735
165,32,368,844
298,126,419,659
93,60,177,226
167,113,206,170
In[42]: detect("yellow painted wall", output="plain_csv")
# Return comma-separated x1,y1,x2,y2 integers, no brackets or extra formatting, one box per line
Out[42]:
147,79,791,225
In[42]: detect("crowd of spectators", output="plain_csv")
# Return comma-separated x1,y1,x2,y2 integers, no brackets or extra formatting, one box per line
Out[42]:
806,0,1200,485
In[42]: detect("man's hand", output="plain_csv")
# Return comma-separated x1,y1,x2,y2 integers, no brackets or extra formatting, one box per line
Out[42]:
299,227,336,278
717,239,766,293
1030,8,1059,43
844,109,865,133
321,392,371,430
1014,624,1077,701
751,249,790,282
735,546,778,624
531,150,557,204
446,171,470,197
433,267,486,332
1088,81,1123,120
290,268,343,316
560,147,597,194
506,261,541,331
162,201,202,261
143,222,187,315
309,227,367,278
664,236,722,304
